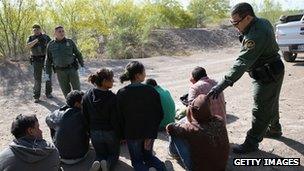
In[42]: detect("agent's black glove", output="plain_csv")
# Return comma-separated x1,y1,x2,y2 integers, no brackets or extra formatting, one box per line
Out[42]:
180,93,189,106
207,79,232,99
238,34,244,43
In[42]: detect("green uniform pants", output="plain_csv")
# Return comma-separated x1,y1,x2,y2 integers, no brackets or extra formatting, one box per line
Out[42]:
246,69,284,146
56,68,81,97
33,60,52,99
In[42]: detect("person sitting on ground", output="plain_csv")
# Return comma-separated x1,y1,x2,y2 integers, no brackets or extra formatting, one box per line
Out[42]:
0,114,60,171
46,90,90,165
117,61,166,171
188,66,226,123
166,94,229,171
146,78,176,130
82,68,121,171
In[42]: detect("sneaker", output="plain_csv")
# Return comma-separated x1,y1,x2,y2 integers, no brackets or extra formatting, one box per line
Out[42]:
90,161,101,171
34,98,40,103
232,141,258,154
100,160,108,171
264,128,282,138
46,94,54,99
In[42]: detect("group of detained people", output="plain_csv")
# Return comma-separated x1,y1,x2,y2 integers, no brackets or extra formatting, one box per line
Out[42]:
0,61,229,171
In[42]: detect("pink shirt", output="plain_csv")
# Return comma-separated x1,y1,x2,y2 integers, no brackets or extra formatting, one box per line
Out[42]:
188,77,226,123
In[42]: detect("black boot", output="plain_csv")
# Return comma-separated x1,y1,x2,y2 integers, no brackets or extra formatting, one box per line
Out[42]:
264,128,282,138
233,140,258,154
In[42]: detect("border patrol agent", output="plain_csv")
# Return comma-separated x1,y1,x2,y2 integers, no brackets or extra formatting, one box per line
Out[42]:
27,24,52,103
45,26,84,98
208,3,285,154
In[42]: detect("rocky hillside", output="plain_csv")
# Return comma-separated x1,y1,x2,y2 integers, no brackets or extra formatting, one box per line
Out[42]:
145,27,239,56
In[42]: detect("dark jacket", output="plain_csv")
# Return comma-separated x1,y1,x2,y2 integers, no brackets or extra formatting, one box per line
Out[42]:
27,34,51,56
167,95,229,171
0,137,60,171
46,105,89,160
82,88,120,133
117,83,164,139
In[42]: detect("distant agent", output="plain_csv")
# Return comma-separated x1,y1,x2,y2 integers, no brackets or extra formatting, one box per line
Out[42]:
27,24,53,103
45,26,85,98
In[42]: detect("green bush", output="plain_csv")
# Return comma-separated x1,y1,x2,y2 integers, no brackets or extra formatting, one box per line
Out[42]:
0,0,297,59
188,0,229,27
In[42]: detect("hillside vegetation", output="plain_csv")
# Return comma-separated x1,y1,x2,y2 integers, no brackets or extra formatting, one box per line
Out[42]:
0,0,303,60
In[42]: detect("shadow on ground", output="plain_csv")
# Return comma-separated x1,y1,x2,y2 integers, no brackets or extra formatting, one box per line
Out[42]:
274,136,304,156
292,57,304,66
227,113,239,125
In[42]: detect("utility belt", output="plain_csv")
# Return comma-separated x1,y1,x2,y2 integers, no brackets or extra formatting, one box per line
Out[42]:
30,55,45,64
249,58,284,84
54,64,75,71
54,58,79,71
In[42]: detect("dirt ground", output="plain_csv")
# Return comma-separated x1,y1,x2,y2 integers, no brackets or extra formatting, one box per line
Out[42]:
0,47,303,171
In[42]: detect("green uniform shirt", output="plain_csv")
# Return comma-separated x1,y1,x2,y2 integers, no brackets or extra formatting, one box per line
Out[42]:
155,86,176,128
46,38,84,74
27,34,51,56
225,17,280,84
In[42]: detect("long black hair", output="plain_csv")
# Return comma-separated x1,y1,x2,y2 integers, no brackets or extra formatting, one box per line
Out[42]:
88,68,114,86
120,61,145,83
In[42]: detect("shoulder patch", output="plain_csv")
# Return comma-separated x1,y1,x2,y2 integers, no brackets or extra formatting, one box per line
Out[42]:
244,40,255,50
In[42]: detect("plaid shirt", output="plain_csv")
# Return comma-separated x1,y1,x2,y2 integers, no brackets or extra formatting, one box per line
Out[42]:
188,77,226,123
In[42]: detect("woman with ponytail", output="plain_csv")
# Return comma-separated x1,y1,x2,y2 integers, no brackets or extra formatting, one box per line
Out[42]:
117,61,166,171
82,68,120,171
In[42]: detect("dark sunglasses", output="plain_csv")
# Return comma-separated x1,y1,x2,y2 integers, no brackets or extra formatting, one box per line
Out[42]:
230,16,246,26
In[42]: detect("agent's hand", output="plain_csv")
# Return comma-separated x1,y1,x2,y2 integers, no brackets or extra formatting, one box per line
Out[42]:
78,67,85,75
43,73,50,82
207,79,232,99
207,86,222,99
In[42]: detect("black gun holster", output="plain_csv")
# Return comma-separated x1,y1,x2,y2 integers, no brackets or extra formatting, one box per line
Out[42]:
71,57,79,70
249,59,284,84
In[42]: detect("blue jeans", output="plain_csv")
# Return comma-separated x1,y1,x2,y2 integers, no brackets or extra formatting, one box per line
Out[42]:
169,136,192,170
90,130,120,170
127,139,166,171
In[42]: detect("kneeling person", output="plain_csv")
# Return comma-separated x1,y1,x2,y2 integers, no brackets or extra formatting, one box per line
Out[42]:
188,67,226,123
167,95,229,171
46,90,90,164
146,78,176,130
83,68,121,171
